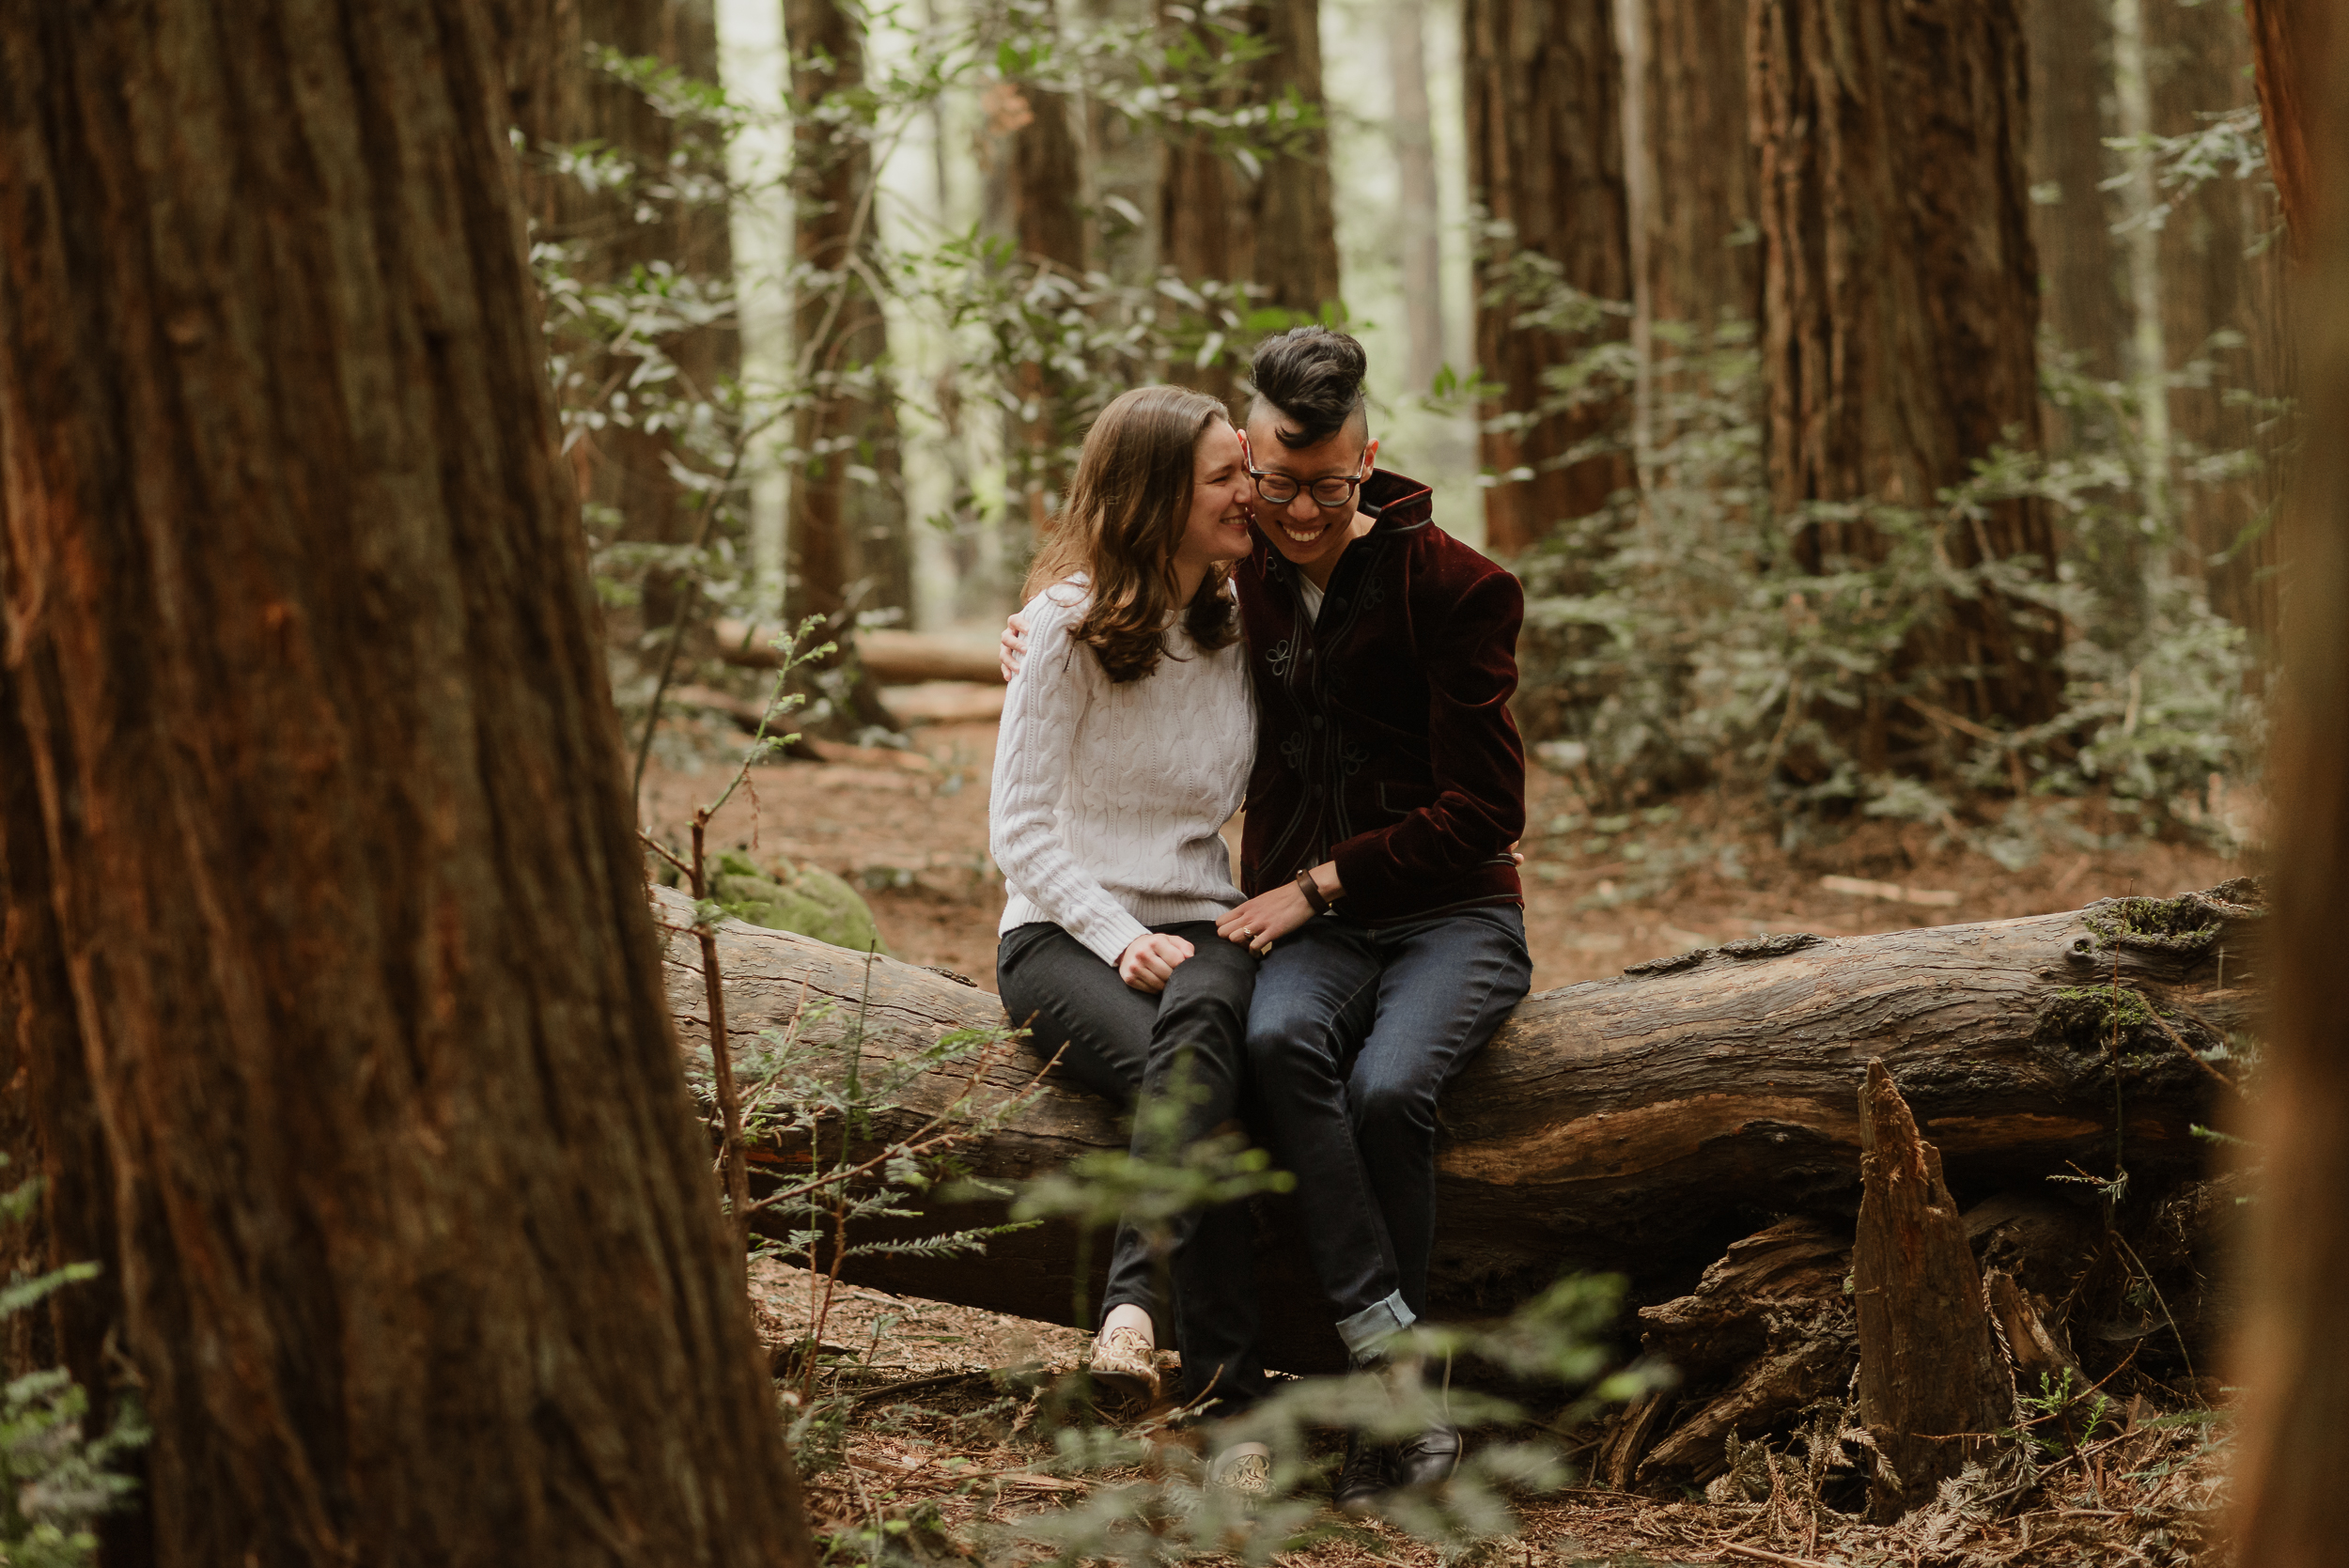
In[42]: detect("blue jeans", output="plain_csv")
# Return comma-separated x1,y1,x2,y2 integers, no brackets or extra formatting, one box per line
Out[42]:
1245,905,1532,1354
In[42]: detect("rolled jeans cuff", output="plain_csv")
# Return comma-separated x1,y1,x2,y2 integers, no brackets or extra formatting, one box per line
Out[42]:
1336,1290,1416,1363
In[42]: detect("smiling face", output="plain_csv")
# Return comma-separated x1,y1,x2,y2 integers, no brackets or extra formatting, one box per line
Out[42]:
1241,409,1378,584
1170,419,1256,585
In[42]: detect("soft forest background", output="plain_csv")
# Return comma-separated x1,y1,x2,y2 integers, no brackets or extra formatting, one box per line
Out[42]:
592,0,2289,986
6,1,2348,1566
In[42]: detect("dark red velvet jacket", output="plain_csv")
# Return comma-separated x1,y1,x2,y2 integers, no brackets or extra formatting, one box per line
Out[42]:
1233,468,1527,924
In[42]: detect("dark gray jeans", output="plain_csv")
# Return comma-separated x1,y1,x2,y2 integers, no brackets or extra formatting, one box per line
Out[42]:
995,920,1255,1361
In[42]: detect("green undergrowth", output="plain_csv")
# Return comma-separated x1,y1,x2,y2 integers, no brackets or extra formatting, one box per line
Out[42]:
0,1161,145,1567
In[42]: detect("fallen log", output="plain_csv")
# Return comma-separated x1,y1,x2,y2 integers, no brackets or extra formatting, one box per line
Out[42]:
713,620,1004,685
654,880,2260,1370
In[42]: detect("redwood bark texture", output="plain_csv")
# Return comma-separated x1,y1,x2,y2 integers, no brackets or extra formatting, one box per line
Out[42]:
0,4,810,1562
2241,0,2314,255
1641,0,1759,333
1852,1062,2010,1520
659,883,2249,1371
1465,0,1633,556
1750,0,2061,747
2230,8,2349,1562
787,0,914,623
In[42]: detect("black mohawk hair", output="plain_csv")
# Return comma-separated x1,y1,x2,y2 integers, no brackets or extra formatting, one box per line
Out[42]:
1247,325,1369,449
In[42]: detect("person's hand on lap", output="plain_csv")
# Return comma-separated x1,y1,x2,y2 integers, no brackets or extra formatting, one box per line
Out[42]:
1118,931,1193,993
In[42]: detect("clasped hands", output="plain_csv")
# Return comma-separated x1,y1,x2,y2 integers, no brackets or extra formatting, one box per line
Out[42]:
1118,867,1334,993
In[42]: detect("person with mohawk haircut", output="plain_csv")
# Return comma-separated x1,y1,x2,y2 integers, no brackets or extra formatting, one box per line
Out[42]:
1002,327,1530,1511
1209,325,1531,1509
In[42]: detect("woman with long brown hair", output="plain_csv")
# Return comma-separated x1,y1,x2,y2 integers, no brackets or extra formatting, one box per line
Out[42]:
988,385,1268,1480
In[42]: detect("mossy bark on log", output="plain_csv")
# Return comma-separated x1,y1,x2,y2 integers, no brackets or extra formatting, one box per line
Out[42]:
655,881,2257,1370
1854,1061,2012,1520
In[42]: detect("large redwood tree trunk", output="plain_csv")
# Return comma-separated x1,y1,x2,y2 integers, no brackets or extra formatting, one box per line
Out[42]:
787,0,914,627
2230,8,2348,1563
1750,0,2063,759
1465,0,1633,557
0,4,810,1561
1641,0,1757,334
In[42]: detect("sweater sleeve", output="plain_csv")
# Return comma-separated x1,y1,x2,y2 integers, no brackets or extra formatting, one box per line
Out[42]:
1327,566,1527,917
988,593,1153,966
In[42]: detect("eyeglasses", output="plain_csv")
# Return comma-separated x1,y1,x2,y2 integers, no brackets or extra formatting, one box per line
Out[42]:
1247,461,1368,509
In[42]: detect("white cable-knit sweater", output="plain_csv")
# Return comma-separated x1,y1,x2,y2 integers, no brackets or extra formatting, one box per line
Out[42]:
990,578,1254,967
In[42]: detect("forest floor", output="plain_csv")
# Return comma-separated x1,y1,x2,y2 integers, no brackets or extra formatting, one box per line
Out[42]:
639,712,2253,995
745,1257,2230,1568
646,706,2243,1563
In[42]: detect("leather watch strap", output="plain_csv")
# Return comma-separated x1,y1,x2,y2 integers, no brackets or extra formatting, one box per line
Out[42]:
1295,867,1332,916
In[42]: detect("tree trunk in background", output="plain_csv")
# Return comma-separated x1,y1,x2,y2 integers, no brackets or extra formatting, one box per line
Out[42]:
1158,0,1253,408
1246,0,1344,318
0,4,812,1561
2231,8,2346,1564
497,0,741,629
1083,0,1166,286
1390,0,1446,391
1466,0,1634,557
1750,0,2062,760
2241,0,2313,254
2147,0,2287,647
1156,0,1344,408
1642,0,1758,333
2025,0,2125,380
982,39,1088,536
788,0,914,628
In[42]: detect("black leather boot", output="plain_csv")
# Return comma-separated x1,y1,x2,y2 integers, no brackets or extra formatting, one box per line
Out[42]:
1333,1432,1392,1514
1391,1420,1461,1489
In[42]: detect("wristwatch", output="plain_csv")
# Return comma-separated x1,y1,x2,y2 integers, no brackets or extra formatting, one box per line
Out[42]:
1295,867,1332,916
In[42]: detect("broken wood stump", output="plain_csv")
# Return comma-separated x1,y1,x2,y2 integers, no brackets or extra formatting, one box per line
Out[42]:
1633,1217,1857,1481
1854,1060,2013,1519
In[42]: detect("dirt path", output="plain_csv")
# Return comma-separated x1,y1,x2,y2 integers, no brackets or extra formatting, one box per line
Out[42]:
640,712,2248,995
